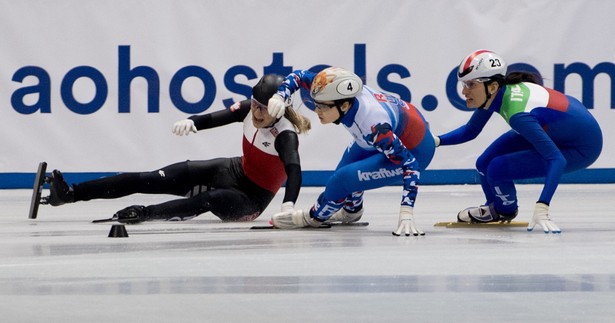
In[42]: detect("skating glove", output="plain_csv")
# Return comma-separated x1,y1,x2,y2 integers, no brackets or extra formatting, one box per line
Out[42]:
267,94,285,119
392,206,425,236
281,201,295,213
172,119,197,136
528,202,561,233
434,135,441,147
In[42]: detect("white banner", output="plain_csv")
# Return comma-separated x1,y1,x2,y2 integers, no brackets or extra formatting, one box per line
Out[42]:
0,0,613,183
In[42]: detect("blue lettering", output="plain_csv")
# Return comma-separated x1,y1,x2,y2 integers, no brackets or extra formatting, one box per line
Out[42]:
445,67,470,111
354,44,367,83
263,52,293,78
169,66,215,114
61,66,108,115
118,45,160,113
377,64,411,103
554,62,615,109
223,66,257,108
11,66,51,114
8,44,613,115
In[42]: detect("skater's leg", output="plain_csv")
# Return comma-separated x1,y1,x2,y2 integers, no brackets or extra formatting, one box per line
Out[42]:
312,153,401,221
74,158,238,201
475,131,533,214
117,186,273,223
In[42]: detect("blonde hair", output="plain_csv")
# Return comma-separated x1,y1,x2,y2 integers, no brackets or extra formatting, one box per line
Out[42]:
284,105,311,134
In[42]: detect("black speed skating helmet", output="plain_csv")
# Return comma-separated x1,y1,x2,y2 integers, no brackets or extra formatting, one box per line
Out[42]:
252,74,285,106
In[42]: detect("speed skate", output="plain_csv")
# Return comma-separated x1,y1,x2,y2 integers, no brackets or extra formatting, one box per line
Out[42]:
434,221,529,228
28,161,48,219
251,222,370,230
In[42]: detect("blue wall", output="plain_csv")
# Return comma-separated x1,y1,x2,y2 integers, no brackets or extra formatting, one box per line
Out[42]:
4,168,614,190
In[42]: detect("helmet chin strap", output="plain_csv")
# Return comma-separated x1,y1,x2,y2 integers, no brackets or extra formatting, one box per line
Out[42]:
478,83,493,109
333,105,345,124
333,100,355,124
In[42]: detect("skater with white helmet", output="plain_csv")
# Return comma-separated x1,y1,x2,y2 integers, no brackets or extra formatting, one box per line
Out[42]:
435,50,603,233
267,67,436,236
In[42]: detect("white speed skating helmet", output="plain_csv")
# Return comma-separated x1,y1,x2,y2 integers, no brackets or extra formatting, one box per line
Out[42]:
310,67,363,101
457,50,507,82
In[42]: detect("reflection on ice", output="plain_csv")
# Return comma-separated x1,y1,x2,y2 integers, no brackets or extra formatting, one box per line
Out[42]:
2,274,614,295
1,185,614,322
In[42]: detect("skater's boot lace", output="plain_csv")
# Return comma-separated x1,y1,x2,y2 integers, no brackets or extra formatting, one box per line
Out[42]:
114,205,148,224
47,170,74,206
328,208,363,223
457,204,517,223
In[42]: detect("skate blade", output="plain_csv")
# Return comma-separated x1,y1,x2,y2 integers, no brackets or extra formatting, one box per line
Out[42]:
434,221,528,228
250,222,369,230
28,161,48,219
328,221,369,227
250,224,331,230
92,216,119,223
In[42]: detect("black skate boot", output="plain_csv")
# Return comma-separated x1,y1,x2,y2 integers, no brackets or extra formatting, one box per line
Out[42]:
46,170,75,206
114,205,149,224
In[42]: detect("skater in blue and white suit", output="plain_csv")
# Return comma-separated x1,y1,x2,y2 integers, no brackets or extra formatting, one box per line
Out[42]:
267,67,436,236
435,50,603,233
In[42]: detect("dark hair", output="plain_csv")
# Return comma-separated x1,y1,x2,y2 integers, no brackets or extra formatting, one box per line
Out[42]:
504,71,543,85
333,97,355,108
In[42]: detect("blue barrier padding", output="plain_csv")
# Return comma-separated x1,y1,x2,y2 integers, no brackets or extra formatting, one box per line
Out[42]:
2,169,614,189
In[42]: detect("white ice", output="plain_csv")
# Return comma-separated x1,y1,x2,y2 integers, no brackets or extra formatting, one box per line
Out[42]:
1,184,614,322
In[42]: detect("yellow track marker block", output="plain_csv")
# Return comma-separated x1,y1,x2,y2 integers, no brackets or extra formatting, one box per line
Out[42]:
434,221,529,228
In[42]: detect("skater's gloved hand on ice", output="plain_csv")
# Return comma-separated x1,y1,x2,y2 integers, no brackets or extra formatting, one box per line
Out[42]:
172,119,197,136
267,94,285,119
528,202,561,234
392,206,425,237
433,135,441,147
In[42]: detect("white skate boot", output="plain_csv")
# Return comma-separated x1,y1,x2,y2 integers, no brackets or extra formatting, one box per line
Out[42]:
271,209,321,229
328,208,364,224
457,204,517,223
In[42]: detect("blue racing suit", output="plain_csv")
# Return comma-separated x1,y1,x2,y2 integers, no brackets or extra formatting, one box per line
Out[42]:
439,82,602,214
277,70,435,221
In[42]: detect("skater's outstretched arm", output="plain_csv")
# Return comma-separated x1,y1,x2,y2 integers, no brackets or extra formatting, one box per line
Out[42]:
172,101,251,136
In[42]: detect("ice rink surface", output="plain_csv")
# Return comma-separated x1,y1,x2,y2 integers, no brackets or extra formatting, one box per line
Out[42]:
1,184,614,322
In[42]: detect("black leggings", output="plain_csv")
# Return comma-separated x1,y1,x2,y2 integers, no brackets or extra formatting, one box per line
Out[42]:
73,158,274,221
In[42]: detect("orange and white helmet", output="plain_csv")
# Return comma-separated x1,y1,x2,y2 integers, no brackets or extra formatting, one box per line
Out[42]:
457,50,507,82
310,67,363,101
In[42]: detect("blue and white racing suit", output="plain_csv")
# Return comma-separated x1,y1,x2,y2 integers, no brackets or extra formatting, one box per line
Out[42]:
278,70,435,221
